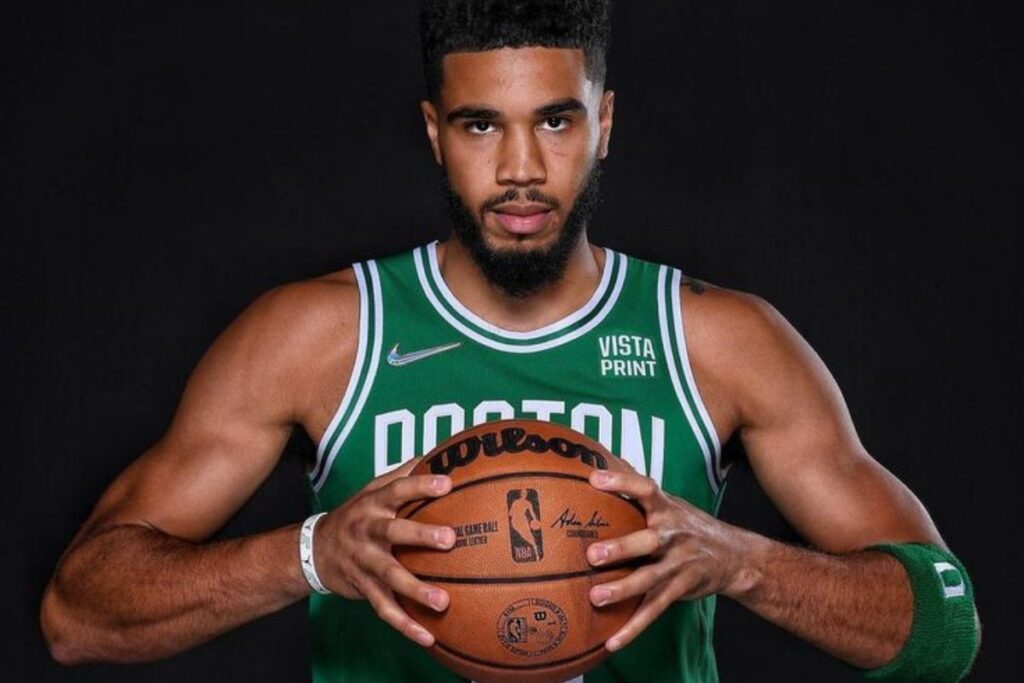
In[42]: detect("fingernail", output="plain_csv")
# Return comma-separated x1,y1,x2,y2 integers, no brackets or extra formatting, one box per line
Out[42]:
431,476,449,492
428,589,448,611
591,587,612,606
412,624,434,646
607,635,622,651
592,471,613,487
434,528,455,547
589,544,610,565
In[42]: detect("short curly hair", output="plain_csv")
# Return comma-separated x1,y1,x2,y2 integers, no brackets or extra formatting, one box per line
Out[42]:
419,0,613,99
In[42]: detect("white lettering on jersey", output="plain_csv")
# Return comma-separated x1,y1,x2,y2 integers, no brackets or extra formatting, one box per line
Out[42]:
598,334,658,377
423,403,466,452
570,403,614,451
374,409,415,475
621,408,665,484
521,399,566,422
372,400,666,485
473,400,515,425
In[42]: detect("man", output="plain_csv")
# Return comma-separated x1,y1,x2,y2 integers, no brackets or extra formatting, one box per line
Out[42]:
40,1,979,681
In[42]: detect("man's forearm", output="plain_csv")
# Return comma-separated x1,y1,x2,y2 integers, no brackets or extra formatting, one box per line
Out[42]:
41,522,310,664
724,532,913,670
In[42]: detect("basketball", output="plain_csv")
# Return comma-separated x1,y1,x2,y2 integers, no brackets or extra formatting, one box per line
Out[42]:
394,419,646,683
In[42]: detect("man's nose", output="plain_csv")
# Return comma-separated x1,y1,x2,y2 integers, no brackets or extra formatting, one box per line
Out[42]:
496,126,547,186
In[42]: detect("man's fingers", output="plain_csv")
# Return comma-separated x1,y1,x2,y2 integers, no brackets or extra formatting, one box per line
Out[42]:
589,561,672,607
376,474,451,509
363,458,423,493
605,584,676,652
366,552,450,613
369,517,456,550
586,528,661,566
590,469,662,506
595,565,712,650
359,577,437,647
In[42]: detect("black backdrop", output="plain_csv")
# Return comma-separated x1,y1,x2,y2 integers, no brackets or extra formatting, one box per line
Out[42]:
3,2,1019,681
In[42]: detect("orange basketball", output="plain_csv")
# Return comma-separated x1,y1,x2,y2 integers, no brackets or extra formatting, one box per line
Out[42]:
395,419,646,683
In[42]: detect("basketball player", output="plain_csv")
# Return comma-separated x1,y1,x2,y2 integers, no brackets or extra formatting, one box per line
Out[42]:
40,1,980,681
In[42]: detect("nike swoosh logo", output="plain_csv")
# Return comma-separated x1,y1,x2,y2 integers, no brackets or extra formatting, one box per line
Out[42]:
386,342,462,367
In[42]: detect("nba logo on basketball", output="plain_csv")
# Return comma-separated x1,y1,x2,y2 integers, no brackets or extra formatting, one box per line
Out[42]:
504,617,527,643
507,489,544,562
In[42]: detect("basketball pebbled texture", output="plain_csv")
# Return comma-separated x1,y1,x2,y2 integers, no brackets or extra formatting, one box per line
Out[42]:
395,420,647,683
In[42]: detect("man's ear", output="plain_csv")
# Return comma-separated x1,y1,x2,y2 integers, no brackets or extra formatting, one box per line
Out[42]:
421,100,443,166
598,89,615,160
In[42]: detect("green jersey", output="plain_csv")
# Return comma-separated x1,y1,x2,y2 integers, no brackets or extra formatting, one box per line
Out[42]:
307,242,728,682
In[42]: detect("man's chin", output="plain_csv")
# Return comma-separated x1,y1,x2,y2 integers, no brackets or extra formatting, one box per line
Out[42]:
450,222,582,299
481,231,558,254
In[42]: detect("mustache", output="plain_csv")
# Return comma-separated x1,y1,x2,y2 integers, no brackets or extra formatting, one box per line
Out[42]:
480,187,561,214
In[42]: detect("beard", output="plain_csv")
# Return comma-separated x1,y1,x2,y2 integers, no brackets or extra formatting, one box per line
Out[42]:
440,162,603,299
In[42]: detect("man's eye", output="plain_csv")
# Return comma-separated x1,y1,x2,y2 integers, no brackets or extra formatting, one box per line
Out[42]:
540,117,569,131
467,121,495,134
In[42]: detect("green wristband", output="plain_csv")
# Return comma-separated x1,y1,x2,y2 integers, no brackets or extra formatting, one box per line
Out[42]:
862,543,979,683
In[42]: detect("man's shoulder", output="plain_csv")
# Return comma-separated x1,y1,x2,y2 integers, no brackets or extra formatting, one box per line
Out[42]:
249,267,359,333
226,268,362,376
597,247,785,354
677,278,783,348
672,273,824,434
612,248,781,340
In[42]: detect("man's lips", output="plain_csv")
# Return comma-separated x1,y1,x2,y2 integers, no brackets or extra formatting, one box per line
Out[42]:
490,202,554,235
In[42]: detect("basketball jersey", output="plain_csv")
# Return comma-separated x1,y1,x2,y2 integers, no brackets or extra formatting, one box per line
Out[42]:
307,241,729,683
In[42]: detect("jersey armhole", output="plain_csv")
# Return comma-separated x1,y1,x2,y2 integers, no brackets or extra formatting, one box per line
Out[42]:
656,266,728,495
308,261,384,493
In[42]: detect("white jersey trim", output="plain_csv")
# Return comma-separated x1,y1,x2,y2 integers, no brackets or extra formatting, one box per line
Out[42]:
669,268,727,482
425,240,615,340
414,248,628,354
657,266,721,495
309,262,370,482
312,260,385,493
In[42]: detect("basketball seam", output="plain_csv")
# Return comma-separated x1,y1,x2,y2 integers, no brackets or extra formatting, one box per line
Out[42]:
412,562,641,585
401,470,646,519
433,640,607,671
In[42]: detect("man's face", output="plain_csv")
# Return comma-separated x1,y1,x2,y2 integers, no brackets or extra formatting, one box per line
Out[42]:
422,47,614,296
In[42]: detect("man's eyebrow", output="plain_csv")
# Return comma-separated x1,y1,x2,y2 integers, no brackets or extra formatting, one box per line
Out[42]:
535,98,587,117
446,106,500,124
445,98,588,124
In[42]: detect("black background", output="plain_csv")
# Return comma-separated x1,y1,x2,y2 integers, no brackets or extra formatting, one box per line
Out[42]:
3,1,1020,681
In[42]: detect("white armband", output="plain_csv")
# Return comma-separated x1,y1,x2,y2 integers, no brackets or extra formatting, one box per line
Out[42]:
299,512,331,595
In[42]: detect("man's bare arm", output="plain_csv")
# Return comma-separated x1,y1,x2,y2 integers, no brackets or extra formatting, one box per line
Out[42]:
585,287,972,672
708,292,942,666
44,524,312,663
40,279,356,664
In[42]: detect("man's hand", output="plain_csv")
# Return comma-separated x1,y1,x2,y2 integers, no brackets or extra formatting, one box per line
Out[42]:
585,468,750,652
314,459,457,647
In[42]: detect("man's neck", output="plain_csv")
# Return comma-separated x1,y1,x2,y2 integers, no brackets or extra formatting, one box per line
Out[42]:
436,235,606,333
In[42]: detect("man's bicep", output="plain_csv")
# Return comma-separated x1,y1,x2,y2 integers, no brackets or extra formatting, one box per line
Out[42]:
76,282,347,544
80,422,290,544
730,297,942,552
748,431,943,553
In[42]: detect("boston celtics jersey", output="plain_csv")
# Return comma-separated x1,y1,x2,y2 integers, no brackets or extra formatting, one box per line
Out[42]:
306,241,729,683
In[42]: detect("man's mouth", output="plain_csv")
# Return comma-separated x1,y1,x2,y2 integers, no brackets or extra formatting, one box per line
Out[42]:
490,202,554,235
